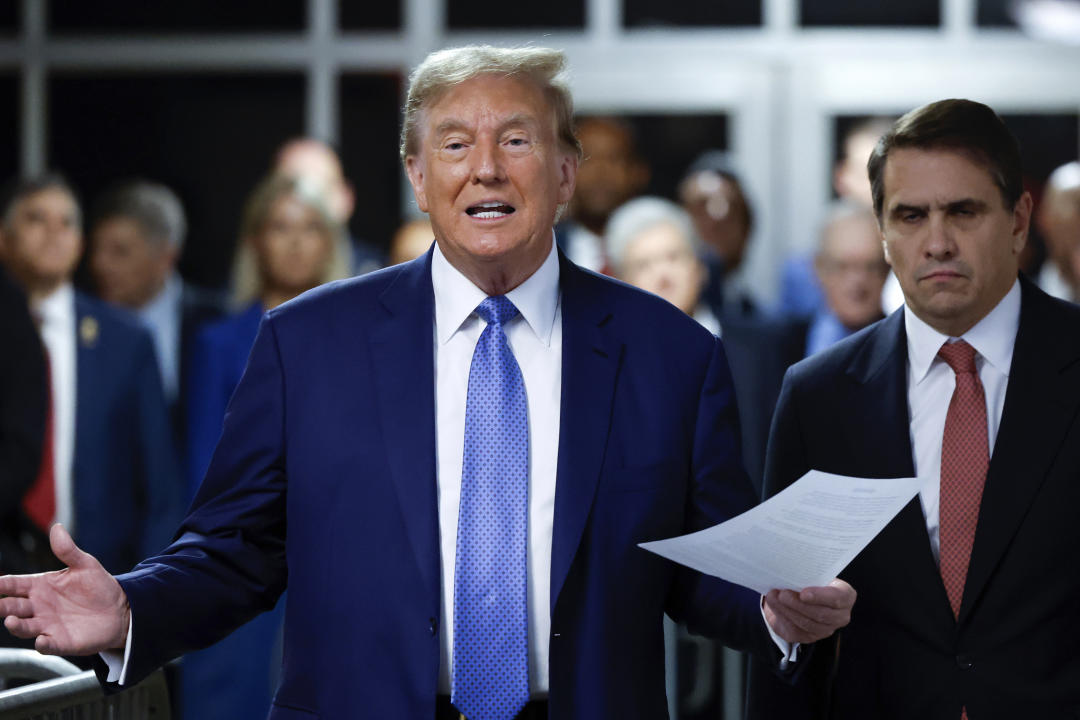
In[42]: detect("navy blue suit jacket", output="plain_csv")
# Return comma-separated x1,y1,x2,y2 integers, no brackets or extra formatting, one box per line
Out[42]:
747,277,1080,720
71,292,184,574
111,251,774,719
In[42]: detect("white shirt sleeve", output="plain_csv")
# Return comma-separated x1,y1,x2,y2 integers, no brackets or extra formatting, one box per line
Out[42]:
99,613,134,685
761,596,800,669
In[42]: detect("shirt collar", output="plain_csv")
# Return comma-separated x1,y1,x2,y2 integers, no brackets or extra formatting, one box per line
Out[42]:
905,278,1021,385
431,233,560,347
35,282,75,326
137,272,182,326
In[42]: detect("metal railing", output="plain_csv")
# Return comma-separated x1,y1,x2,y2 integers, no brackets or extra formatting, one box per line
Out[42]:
0,649,170,719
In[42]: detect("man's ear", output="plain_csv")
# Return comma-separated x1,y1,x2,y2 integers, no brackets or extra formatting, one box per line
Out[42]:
556,151,579,206
405,156,429,213
1011,191,1034,256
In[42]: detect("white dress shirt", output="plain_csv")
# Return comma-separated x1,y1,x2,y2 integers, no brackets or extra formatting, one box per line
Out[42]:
135,272,182,403
905,280,1020,562
34,282,78,533
432,240,562,697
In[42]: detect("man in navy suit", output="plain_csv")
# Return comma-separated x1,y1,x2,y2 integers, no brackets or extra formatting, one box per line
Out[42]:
1,47,853,719
747,100,1080,719
0,175,182,577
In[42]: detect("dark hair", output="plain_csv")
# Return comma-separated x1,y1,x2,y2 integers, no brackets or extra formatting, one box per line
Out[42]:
868,99,1024,220
91,179,187,251
1,173,82,230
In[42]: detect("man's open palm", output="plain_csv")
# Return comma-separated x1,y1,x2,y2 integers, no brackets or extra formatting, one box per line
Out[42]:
0,524,129,655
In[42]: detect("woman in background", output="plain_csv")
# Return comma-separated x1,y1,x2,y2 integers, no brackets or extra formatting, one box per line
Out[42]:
182,173,348,720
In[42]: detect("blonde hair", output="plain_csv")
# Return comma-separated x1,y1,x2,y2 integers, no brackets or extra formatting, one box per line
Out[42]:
399,44,582,163
229,174,350,308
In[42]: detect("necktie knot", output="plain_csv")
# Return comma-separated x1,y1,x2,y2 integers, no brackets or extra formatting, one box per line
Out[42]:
938,339,978,375
475,295,519,329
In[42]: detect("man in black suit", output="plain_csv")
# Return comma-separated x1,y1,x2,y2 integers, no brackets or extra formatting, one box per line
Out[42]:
0,263,48,579
747,99,1080,719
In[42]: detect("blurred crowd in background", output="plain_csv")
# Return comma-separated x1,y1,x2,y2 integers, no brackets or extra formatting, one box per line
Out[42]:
1,100,1079,718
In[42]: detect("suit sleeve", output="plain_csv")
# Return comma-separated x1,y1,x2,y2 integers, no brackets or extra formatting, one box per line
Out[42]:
109,315,289,687
664,336,777,662
762,365,811,501
745,364,836,720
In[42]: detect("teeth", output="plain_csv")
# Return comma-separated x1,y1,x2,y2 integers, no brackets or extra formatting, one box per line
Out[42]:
473,211,508,219
477,202,503,208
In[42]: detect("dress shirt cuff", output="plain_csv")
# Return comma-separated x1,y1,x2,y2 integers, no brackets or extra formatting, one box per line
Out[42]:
760,595,800,669
99,614,133,685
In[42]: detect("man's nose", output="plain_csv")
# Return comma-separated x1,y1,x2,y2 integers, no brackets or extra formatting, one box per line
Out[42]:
471,139,505,183
924,214,956,259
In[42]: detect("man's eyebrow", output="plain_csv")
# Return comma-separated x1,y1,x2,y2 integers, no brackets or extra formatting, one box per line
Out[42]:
944,198,988,211
889,202,927,217
432,119,470,139
497,113,539,132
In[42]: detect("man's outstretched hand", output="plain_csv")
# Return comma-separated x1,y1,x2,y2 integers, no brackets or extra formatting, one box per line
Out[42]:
764,578,856,644
0,524,129,655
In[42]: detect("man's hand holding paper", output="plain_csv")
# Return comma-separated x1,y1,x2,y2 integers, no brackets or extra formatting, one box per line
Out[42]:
641,470,921,646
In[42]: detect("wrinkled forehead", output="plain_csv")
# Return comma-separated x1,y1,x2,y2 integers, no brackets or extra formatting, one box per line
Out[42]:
418,73,553,135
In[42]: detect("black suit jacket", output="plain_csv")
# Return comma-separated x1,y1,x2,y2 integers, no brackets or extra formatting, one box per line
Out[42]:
747,276,1080,720
0,265,52,579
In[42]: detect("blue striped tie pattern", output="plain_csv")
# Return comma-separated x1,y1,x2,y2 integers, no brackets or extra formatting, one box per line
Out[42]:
451,295,530,720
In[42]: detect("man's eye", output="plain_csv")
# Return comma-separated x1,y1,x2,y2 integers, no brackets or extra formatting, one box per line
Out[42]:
507,138,528,146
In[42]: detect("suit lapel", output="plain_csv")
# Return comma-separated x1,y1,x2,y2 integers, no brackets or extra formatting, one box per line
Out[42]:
960,280,1080,623
550,258,622,613
847,312,953,615
369,253,441,602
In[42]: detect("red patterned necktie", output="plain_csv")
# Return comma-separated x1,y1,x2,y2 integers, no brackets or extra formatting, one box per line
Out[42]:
938,339,988,620
938,341,986,720
22,348,55,532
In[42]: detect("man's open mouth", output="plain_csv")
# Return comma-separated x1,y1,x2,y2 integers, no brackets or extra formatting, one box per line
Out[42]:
466,201,516,219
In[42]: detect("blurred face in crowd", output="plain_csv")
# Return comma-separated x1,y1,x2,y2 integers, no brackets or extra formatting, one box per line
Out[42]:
91,216,176,308
679,172,750,272
880,147,1031,337
571,118,648,231
816,212,889,330
251,192,334,296
389,218,434,266
276,140,355,226
834,130,880,208
1037,173,1080,290
0,187,82,297
406,73,577,295
619,221,705,316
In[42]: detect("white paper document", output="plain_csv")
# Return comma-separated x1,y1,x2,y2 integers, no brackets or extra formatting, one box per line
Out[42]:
640,470,921,595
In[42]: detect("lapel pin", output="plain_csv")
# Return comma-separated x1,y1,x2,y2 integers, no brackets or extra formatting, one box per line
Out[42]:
79,316,99,347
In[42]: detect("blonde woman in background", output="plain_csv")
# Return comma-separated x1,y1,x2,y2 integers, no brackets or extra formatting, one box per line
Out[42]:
181,173,348,720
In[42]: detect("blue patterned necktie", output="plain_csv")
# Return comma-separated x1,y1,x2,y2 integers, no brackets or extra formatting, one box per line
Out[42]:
452,295,530,720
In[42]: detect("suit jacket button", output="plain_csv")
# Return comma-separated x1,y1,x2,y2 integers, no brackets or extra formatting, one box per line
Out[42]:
429,617,438,636
956,655,973,670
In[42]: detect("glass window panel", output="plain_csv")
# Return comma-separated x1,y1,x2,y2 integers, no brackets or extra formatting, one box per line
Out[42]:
48,73,306,290
49,0,306,34
447,0,585,29
339,0,401,30
977,0,1017,26
800,0,940,27
337,73,404,257
0,2,18,34
623,0,761,28
617,114,729,199
0,75,16,179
